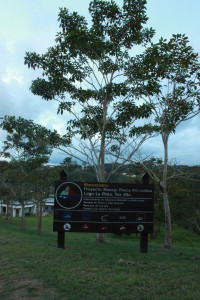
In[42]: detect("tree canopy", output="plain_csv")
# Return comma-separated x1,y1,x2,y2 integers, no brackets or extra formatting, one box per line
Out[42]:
0,115,60,166
125,34,200,133
25,0,155,182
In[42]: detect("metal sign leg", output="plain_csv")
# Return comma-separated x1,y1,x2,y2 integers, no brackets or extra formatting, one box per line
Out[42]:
57,231,65,249
140,233,148,253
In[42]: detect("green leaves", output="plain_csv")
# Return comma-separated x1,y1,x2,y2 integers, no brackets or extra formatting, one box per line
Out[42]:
125,34,200,134
25,0,155,104
0,116,62,163
115,101,153,127
24,52,42,70
129,124,160,137
30,79,56,100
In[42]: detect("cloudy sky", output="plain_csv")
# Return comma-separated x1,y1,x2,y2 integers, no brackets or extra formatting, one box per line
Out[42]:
0,0,200,165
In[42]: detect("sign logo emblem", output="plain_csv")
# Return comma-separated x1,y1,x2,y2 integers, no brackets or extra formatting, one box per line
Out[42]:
119,215,126,220
137,224,144,232
56,182,82,209
82,212,91,221
82,224,90,231
120,225,126,231
64,212,72,220
101,214,108,222
63,223,71,231
101,225,108,230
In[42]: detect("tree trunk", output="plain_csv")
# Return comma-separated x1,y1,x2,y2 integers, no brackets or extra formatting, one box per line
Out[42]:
37,202,43,236
0,199,2,218
163,188,172,248
96,112,106,243
161,135,172,249
9,205,13,224
6,203,9,220
21,202,25,231
96,232,105,243
96,157,106,243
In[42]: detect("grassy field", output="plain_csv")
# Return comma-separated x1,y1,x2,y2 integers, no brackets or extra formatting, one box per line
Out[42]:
0,216,200,300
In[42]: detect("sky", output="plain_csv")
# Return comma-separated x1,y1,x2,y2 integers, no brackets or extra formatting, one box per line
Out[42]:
0,0,200,166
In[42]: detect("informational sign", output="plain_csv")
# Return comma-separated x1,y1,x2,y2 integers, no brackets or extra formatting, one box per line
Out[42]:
53,181,154,234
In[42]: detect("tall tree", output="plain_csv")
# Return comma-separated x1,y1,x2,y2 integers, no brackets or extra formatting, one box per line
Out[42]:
0,161,16,221
25,0,155,242
0,116,58,230
125,34,200,248
30,165,57,236
24,0,154,182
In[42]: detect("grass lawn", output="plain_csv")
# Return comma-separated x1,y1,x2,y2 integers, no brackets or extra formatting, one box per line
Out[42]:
0,215,200,300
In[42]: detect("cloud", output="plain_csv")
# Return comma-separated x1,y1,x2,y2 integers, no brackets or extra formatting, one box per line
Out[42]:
142,116,200,165
2,67,24,85
37,109,68,134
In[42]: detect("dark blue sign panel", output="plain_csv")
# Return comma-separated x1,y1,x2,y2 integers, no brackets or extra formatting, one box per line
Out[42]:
53,182,154,234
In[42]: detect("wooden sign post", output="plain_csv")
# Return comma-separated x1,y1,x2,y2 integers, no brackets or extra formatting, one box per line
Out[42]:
140,173,150,253
57,170,68,249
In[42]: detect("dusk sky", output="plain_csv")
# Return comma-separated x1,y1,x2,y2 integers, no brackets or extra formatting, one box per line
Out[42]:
0,0,200,165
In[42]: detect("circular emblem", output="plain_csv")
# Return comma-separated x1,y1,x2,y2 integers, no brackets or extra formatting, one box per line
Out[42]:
63,223,71,231
137,224,144,232
56,182,82,209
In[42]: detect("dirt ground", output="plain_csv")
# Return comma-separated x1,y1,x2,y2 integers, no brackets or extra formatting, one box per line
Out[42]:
0,279,58,300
